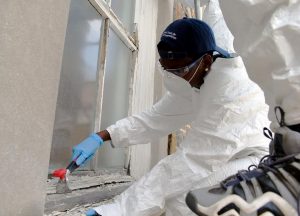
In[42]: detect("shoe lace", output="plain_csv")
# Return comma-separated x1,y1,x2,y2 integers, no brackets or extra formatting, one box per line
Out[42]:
220,126,276,189
220,154,276,189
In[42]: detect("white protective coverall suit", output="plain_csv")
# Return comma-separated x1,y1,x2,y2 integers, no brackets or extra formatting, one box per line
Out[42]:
93,2,271,216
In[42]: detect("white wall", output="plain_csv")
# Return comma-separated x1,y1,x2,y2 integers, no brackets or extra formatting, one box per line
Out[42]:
0,1,70,215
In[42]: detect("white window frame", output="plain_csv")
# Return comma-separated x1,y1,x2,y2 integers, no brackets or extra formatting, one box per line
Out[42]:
87,0,139,170
86,0,169,178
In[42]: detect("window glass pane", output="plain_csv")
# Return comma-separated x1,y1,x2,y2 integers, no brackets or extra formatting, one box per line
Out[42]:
97,29,132,168
49,0,102,170
111,0,135,32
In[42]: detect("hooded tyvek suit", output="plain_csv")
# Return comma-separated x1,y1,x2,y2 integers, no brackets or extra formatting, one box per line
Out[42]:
94,58,269,216
93,2,270,216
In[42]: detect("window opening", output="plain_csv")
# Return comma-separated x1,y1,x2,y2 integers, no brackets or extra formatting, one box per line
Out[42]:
49,0,103,170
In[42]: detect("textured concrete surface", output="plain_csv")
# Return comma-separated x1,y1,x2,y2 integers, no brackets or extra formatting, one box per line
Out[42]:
45,182,131,214
45,173,134,213
0,0,70,215
47,172,133,194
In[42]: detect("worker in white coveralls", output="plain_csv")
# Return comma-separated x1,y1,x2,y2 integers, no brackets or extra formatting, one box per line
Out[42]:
72,3,271,216
185,0,300,216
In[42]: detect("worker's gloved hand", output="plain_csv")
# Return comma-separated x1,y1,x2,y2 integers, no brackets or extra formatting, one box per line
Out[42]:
72,133,104,166
86,209,101,216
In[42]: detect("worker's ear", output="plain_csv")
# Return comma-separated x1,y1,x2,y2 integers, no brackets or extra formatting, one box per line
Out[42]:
202,54,213,71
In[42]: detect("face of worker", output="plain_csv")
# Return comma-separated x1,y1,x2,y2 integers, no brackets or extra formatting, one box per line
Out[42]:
159,54,213,89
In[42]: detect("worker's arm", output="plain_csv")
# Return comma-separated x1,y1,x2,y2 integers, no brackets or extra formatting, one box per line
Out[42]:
105,90,195,148
96,129,111,141
73,73,196,165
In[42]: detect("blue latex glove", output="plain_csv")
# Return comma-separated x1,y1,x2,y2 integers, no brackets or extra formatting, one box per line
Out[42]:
86,209,100,216
72,133,104,166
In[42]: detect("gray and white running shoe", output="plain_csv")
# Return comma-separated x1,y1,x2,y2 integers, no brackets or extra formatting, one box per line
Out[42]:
186,107,300,216
186,154,300,216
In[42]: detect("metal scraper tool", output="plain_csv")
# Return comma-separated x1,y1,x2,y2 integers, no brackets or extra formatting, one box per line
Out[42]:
52,160,79,194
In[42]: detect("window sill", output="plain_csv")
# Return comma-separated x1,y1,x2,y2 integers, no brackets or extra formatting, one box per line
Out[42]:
45,169,134,214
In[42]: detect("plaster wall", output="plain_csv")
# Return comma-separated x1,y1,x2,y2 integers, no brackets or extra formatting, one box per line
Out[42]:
0,0,70,215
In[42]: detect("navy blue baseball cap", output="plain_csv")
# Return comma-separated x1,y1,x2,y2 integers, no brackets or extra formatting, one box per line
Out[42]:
157,18,231,59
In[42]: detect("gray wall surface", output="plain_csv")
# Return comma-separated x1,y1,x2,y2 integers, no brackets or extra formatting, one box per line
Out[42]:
0,0,70,215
